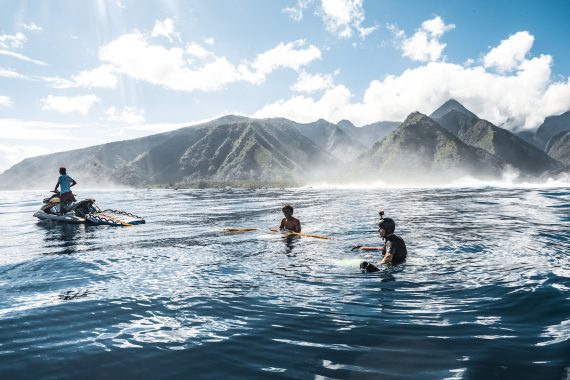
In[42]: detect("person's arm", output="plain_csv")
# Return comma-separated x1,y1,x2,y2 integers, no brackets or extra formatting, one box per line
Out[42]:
360,246,385,251
54,181,60,192
294,219,301,233
279,218,285,230
379,241,393,264
70,178,77,187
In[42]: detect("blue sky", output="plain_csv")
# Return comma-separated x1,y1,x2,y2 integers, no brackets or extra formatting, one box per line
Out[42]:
1,0,570,172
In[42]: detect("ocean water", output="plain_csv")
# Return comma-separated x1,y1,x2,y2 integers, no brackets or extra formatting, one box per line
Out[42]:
0,187,569,379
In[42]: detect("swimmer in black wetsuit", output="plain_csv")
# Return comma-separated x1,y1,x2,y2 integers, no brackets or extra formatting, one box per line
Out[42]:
357,217,407,272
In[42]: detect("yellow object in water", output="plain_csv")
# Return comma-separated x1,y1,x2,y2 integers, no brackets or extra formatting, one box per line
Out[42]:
268,228,335,240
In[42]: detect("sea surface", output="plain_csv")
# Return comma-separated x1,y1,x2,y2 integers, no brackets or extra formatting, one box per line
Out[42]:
0,187,569,379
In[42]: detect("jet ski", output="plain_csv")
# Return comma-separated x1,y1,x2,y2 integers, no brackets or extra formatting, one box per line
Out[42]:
33,191,98,224
34,192,145,226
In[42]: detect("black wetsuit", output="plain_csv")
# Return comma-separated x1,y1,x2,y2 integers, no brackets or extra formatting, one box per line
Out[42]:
384,233,407,264
360,233,407,272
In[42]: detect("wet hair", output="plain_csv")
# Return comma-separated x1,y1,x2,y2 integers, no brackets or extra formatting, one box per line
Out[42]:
378,217,396,235
282,205,294,214
59,167,66,175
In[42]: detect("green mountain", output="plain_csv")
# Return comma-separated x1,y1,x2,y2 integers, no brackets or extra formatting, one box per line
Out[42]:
0,117,333,189
351,112,505,183
292,119,365,160
431,100,564,176
459,119,564,176
337,119,400,148
430,98,478,121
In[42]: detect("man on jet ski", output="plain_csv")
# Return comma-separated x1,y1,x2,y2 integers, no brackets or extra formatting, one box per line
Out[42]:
53,167,77,215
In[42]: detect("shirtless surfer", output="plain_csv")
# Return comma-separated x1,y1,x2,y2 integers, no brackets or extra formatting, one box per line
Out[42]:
279,205,301,233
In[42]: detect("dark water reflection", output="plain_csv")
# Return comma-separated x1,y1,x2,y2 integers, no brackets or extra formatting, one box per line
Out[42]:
0,187,569,379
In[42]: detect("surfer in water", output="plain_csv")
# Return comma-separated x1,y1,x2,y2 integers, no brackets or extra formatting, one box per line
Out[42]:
54,167,77,215
356,216,407,272
279,205,301,233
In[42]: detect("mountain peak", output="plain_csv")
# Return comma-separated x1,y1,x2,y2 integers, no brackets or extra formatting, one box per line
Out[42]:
430,99,478,120
402,111,431,126
337,119,356,129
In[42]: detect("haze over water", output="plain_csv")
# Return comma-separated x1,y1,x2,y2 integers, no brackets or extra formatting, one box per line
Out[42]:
0,187,569,379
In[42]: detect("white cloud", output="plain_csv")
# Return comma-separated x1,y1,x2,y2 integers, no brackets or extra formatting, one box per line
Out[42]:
185,42,214,59
45,65,118,89
290,71,335,93
251,40,321,76
390,16,455,62
254,32,570,130
72,65,118,88
105,106,145,124
204,37,215,45
0,118,79,140
319,0,377,39
0,95,13,107
100,32,241,91
0,67,25,79
0,144,51,173
22,23,42,32
0,32,26,49
40,94,100,115
483,31,534,72
99,32,321,91
283,0,313,22
151,18,178,42
116,1,126,9
0,49,47,65
254,84,352,122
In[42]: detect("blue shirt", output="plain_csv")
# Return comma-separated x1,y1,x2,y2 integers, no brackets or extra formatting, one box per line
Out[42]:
58,175,74,194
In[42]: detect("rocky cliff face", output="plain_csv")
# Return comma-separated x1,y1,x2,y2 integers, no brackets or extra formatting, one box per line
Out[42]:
547,131,570,166
431,100,565,176
350,112,505,184
535,111,570,150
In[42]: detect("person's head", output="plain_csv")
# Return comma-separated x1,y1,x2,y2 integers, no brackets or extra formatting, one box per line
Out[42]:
59,167,67,175
378,217,395,238
282,205,294,217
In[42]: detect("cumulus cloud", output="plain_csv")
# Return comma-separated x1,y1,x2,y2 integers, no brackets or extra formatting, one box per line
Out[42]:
290,71,335,93
320,0,377,39
0,95,13,107
389,16,455,62
185,42,214,60
151,18,178,42
98,32,321,91
254,84,351,122
105,106,145,124
283,0,376,39
0,32,26,49
483,31,534,72
22,23,42,32
204,37,215,45
254,31,570,130
47,65,118,89
41,94,100,115
250,40,321,76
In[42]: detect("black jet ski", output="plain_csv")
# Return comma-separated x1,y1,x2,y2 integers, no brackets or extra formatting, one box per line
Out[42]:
33,191,97,224
34,192,145,226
